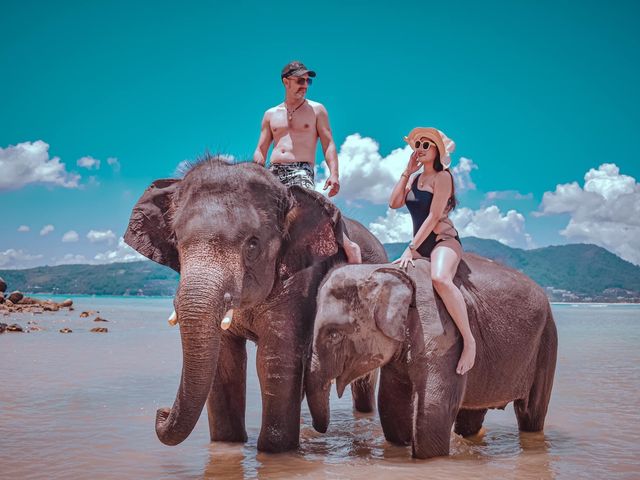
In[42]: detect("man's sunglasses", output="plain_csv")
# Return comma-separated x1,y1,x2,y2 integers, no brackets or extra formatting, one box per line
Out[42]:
289,77,313,85
414,140,434,150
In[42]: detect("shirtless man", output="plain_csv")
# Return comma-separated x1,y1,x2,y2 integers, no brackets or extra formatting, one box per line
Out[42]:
253,60,361,263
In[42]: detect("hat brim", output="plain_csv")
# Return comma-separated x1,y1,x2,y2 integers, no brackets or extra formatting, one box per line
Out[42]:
285,69,316,78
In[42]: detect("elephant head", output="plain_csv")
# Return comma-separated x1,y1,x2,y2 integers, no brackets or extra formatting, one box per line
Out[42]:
306,264,415,432
124,158,345,445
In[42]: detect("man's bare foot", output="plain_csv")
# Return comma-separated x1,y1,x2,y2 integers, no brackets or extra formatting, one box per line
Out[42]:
456,339,476,375
345,239,362,264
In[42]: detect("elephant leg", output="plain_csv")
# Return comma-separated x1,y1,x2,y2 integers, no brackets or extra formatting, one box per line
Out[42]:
412,347,465,459
256,338,305,453
351,370,378,413
378,365,412,445
454,408,487,437
515,317,558,432
207,332,248,442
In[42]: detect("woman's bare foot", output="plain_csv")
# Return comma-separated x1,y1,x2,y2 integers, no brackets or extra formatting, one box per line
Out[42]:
344,239,362,264
456,338,476,375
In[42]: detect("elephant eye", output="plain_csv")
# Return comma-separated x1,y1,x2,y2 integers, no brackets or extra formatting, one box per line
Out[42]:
327,330,343,343
244,236,261,261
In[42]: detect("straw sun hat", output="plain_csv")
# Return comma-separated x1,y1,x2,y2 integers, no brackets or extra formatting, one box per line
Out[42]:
403,127,455,169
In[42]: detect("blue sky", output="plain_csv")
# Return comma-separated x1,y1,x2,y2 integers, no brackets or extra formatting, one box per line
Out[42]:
1,0,639,268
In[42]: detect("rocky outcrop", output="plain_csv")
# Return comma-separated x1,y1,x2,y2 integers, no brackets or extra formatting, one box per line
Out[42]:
93,317,109,322
7,291,23,304
59,328,73,334
6,324,24,332
0,276,6,293
0,289,74,315
90,327,108,333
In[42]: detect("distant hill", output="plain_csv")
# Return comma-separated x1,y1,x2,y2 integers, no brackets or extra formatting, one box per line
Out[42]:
1,237,639,301
385,237,640,301
0,262,178,297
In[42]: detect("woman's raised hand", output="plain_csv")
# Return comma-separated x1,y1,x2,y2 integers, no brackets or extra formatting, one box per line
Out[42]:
405,151,421,176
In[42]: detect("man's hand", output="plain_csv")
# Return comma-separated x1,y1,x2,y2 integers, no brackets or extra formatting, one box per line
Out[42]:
323,174,340,197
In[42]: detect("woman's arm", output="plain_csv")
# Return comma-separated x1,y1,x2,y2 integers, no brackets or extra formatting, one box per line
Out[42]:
389,152,421,209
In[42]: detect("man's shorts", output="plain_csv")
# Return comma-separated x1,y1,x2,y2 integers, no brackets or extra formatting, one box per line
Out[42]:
269,162,315,190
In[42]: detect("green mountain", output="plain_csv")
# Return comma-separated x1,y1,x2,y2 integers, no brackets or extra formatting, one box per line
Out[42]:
1,237,638,301
0,262,178,297
385,238,640,300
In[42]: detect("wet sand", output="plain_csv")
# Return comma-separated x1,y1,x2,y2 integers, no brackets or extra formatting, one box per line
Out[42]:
1,298,639,479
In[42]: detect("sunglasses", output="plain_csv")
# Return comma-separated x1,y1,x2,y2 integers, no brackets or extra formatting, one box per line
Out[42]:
414,140,434,151
290,77,312,86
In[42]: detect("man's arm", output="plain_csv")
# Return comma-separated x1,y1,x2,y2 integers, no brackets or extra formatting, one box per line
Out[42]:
253,111,273,166
316,104,340,197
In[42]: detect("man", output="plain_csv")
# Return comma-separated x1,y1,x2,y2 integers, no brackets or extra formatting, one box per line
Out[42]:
253,60,361,263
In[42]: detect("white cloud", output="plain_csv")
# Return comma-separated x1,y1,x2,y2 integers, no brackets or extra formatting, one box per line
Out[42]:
0,249,44,269
315,134,477,204
87,229,116,244
52,253,89,265
17,225,30,232
315,134,410,204
451,157,478,191
451,205,534,248
77,156,100,170
62,230,79,243
485,190,533,201
107,157,120,173
94,237,145,264
538,163,640,265
368,209,414,243
0,141,80,191
40,224,55,236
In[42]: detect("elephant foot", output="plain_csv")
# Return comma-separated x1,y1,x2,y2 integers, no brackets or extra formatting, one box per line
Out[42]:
454,408,487,437
257,430,299,453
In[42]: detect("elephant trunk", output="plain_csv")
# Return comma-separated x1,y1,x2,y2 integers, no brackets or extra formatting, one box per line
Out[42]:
305,351,332,433
155,264,234,446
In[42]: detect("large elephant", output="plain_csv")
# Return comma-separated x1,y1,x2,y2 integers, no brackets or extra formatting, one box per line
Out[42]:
124,157,387,452
307,256,558,459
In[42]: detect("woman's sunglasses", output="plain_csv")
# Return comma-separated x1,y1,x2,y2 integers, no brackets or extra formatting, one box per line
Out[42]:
414,140,434,151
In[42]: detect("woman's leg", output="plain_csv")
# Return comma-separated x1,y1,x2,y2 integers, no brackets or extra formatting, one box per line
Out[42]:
342,232,362,264
430,245,475,375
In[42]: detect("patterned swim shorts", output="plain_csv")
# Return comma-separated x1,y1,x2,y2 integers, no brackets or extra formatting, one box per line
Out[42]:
269,162,315,190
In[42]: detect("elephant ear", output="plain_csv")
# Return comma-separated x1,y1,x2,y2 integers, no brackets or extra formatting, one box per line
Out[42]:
280,186,345,277
124,179,181,272
365,267,415,342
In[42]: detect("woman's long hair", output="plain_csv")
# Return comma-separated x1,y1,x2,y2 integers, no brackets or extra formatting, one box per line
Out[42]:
433,150,457,210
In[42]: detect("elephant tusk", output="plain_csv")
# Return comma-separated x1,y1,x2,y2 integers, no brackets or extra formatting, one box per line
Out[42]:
168,310,178,326
220,309,234,330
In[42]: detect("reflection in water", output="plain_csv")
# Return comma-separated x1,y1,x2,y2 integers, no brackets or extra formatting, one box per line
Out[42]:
1,299,639,479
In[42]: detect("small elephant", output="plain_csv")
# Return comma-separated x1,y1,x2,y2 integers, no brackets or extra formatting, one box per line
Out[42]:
124,156,387,452
307,256,558,459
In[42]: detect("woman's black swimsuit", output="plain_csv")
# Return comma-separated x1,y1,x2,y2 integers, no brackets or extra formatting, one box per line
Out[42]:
405,173,461,258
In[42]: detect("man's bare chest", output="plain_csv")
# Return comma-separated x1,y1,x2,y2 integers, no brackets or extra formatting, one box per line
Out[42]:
270,108,317,136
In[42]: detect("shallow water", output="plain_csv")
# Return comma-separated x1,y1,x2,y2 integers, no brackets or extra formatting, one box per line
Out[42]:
1,299,639,479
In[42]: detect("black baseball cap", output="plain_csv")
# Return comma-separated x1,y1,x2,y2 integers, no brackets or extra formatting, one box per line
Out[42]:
281,61,316,79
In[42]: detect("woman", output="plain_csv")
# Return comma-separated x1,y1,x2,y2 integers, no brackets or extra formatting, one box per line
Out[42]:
389,127,475,375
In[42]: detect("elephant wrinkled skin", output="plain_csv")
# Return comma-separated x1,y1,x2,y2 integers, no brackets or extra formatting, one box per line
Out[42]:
308,256,558,459
124,157,386,451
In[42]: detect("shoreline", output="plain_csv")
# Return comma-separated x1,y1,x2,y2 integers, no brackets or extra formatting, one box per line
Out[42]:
19,294,640,305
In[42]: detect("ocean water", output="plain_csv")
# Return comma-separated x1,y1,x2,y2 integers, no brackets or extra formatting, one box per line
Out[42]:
1,298,639,479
